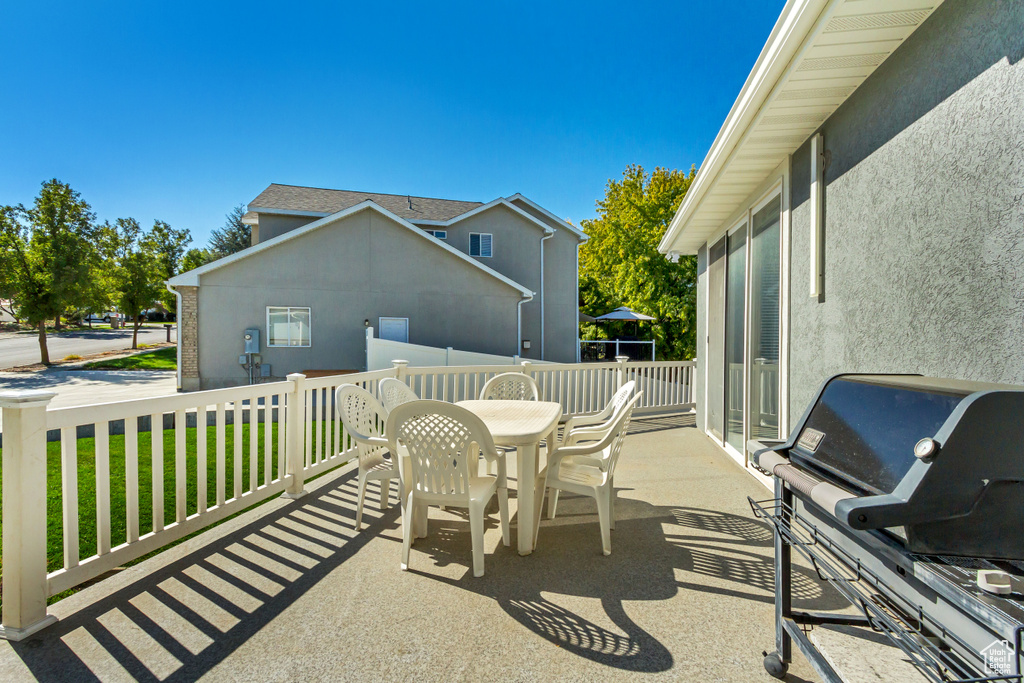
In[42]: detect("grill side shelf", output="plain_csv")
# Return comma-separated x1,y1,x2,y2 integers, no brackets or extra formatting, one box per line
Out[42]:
749,496,1023,683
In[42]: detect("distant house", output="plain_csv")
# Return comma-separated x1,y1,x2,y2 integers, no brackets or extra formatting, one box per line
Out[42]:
658,0,1024,473
168,185,586,390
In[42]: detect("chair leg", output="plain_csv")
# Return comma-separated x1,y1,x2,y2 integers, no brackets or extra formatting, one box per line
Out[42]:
415,500,428,538
548,489,560,519
355,471,368,531
609,482,615,531
497,487,510,547
469,501,486,578
380,478,391,510
401,492,415,571
596,489,612,556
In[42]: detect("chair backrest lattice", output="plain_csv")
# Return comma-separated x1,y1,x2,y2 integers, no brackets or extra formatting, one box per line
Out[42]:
379,378,419,414
480,372,539,401
387,400,498,502
336,384,388,460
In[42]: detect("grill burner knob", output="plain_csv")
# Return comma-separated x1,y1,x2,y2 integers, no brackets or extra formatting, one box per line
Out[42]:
914,438,939,460
977,570,1013,595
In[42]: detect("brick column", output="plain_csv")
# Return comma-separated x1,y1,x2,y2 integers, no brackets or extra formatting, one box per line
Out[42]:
178,285,200,391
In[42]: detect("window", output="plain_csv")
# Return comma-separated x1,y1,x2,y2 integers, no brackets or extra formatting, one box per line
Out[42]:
469,232,493,257
267,307,311,347
424,229,447,239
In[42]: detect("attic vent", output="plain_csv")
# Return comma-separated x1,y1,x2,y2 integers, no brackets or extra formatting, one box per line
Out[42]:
824,9,931,33
797,53,886,72
776,86,856,101
761,112,828,126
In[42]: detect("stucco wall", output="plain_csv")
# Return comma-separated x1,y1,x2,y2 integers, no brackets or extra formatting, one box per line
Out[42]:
256,214,318,243
195,209,523,389
787,0,1024,430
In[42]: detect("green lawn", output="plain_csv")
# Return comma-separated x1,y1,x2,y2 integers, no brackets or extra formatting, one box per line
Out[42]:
0,419,342,604
83,346,177,370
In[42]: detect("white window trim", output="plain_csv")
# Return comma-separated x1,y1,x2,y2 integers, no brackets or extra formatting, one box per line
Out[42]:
469,232,493,258
425,229,447,239
266,306,312,348
378,316,410,344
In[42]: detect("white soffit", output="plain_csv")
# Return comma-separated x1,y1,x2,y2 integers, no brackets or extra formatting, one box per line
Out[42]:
659,0,943,255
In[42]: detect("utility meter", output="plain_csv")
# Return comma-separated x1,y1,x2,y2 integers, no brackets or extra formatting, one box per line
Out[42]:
244,328,260,354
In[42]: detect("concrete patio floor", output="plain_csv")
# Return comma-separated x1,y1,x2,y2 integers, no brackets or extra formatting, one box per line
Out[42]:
0,413,857,682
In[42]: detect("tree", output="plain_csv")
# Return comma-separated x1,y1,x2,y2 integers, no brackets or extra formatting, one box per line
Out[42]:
579,165,698,360
181,247,213,272
0,180,98,364
105,218,163,349
145,220,192,310
207,205,250,258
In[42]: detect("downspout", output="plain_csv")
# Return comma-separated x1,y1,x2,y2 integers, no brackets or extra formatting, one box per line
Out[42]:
165,283,182,392
575,241,581,363
539,229,553,360
517,292,534,358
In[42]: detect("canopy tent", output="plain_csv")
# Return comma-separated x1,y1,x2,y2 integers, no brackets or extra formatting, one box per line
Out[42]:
594,306,656,322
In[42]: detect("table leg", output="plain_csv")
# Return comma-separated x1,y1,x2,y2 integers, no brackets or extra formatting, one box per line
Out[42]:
517,442,539,555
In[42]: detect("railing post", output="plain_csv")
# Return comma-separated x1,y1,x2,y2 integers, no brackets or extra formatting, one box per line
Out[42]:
0,390,58,641
282,373,307,499
392,359,409,381
616,355,629,390
520,359,531,378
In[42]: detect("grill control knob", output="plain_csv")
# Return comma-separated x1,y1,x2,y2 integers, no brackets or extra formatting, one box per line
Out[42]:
978,570,1013,595
914,438,939,460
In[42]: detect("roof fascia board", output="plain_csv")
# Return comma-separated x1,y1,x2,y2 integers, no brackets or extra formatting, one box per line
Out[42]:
442,198,551,236
658,0,832,254
246,206,332,218
506,194,589,241
168,200,533,296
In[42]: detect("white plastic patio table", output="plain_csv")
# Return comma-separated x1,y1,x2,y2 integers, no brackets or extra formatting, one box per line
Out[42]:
455,399,562,555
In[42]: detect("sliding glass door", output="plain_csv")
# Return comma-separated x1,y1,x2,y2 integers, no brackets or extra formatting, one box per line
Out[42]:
748,196,782,441
724,224,747,452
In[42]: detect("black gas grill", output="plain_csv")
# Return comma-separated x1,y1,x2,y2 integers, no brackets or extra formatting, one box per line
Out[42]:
748,374,1024,682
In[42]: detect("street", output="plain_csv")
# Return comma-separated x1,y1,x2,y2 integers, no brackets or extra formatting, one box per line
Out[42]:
0,326,175,369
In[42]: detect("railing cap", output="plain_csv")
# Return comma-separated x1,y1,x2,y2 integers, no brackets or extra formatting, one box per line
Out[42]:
0,390,57,408
391,359,409,366
615,355,630,363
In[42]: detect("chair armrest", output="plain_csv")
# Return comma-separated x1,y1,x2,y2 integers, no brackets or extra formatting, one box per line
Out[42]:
364,436,389,449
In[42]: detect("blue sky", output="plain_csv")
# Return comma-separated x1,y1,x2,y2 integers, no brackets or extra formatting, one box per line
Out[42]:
1,1,785,246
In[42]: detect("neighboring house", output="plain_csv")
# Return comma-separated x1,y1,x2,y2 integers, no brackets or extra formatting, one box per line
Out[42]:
658,0,1023,474
168,185,586,390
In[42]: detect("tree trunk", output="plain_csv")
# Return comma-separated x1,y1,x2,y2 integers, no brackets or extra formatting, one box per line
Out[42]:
132,316,139,349
37,321,50,365
54,315,62,331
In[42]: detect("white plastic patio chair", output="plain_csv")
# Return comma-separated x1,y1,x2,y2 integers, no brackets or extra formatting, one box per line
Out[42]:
479,371,539,401
557,380,636,447
534,392,642,555
386,400,510,577
378,377,419,414
335,384,399,531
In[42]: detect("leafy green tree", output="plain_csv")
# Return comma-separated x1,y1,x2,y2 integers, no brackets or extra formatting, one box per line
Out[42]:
207,205,250,258
579,165,698,360
105,218,163,349
0,180,98,364
181,247,213,272
145,220,192,310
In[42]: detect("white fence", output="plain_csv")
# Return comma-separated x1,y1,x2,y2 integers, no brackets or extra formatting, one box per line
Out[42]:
0,358,694,640
579,339,656,362
365,328,542,371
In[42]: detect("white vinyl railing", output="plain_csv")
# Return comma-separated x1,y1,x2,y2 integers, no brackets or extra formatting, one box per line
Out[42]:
0,358,693,640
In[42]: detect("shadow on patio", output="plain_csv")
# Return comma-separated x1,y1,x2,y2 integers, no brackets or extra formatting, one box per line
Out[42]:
0,414,833,682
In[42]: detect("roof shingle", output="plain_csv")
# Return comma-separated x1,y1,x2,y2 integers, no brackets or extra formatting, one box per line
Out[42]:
248,184,482,223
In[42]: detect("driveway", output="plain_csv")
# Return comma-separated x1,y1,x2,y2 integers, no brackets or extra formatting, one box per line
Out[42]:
0,326,174,369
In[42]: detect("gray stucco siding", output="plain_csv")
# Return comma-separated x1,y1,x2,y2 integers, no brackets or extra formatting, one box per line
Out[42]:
256,214,319,243
195,209,522,389
786,0,1024,430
